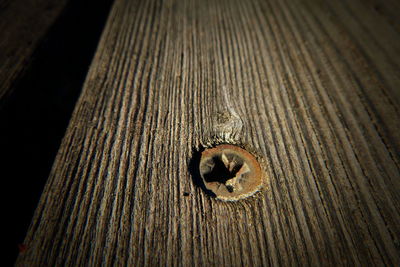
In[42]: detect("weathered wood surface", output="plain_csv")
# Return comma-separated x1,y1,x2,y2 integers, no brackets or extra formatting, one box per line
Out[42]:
0,0,68,101
17,0,400,265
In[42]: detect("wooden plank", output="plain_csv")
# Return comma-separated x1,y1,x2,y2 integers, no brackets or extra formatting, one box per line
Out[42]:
0,0,68,100
16,0,400,265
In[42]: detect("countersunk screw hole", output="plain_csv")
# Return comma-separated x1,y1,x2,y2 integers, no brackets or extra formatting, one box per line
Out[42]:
198,144,264,201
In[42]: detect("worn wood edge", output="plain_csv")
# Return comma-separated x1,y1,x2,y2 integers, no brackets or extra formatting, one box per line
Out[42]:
0,0,68,101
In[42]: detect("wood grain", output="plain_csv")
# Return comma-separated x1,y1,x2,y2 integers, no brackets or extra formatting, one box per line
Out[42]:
0,0,68,100
16,0,400,265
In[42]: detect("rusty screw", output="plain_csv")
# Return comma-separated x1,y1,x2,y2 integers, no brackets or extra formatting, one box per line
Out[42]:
199,144,263,201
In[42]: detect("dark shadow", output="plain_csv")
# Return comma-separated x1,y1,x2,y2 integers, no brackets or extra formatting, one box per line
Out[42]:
188,146,216,198
203,156,243,183
0,0,114,265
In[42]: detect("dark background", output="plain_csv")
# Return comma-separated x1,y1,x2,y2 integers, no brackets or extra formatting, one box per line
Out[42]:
0,0,114,264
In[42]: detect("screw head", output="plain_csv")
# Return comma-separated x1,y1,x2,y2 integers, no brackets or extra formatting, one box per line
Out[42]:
199,144,263,201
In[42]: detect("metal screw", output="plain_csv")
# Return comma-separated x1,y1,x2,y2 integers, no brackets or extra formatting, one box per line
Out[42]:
199,144,263,201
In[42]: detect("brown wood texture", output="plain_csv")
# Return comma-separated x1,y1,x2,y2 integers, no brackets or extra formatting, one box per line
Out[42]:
0,0,67,100
16,0,400,265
